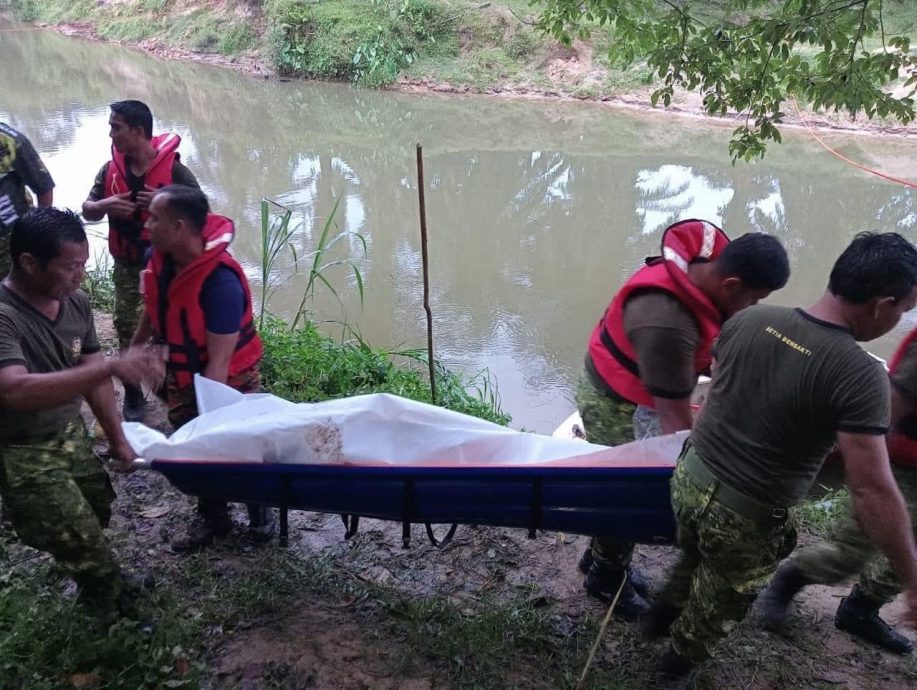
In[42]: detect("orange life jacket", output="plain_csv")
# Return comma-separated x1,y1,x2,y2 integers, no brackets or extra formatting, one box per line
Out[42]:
888,327,917,468
586,219,730,406
141,213,262,390
103,133,180,261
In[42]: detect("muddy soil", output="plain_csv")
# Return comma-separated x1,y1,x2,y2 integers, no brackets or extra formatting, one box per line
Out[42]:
103,475,917,688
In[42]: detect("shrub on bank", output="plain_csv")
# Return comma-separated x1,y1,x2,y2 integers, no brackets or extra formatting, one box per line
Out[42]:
259,316,511,425
266,0,452,85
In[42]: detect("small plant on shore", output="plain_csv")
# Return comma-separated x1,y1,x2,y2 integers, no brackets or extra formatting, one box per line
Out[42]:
291,195,366,329
259,317,511,425
258,197,299,329
257,195,366,330
796,486,849,539
353,27,417,87
82,250,116,313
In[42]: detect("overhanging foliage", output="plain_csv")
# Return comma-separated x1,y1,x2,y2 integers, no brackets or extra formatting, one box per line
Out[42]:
536,0,916,160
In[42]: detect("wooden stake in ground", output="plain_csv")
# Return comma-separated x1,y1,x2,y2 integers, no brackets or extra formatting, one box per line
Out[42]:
576,573,626,689
416,143,437,404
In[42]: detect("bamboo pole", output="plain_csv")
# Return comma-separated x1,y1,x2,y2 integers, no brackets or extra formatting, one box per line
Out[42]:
416,144,437,404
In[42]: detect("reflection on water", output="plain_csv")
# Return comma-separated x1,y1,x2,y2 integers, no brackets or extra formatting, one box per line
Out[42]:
2,21,915,432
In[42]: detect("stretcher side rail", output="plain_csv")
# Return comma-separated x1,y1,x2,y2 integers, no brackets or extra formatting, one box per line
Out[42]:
148,460,677,548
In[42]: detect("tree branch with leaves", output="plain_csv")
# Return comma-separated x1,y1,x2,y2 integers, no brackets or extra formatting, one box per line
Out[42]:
536,0,916,160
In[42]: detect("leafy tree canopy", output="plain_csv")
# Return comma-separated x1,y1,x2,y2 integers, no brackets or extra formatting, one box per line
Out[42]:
536,0,916,160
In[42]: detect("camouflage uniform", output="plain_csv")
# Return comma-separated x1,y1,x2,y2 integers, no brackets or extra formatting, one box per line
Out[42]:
789,464,917,604
576,371,660,569
0,231,10,279
660,443,797,663
112,258,145,351
0,423,121,613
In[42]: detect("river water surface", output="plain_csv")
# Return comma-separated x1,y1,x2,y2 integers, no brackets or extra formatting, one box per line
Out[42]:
2,22,915,431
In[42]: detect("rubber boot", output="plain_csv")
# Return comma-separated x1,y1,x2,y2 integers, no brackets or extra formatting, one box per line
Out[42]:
759,562,814,631
246,504,277,543
583,562,650,619
578,547,650,598
835,586,913,654
122,385,145,423
171,500,232,553
655,646,696,690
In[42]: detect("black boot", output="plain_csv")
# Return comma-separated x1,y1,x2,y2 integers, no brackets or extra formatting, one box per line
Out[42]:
578,548,650,598
171,500,233,553
655,646,696,690
122,385,145,423
835,586,913,654
583,563,650,619
578,547,593,575
643,600,681,639
759,562,813,631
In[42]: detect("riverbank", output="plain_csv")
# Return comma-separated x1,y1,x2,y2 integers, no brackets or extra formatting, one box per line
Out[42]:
4,0,916,142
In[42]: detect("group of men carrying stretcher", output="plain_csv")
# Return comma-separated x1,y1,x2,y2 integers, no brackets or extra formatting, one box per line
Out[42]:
1,100,917,689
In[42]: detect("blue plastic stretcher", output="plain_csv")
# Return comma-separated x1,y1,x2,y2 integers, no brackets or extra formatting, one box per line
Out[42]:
150,460,677,548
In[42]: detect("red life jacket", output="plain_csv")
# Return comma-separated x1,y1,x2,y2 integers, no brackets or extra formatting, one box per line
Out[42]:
103,132,180,261
586,219,730,406
141,213,263,390
888,327,917,468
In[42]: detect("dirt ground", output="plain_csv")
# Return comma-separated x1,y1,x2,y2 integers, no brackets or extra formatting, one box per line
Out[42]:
103,470,917,689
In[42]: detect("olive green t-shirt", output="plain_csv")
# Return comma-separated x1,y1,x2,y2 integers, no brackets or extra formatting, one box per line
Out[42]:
0,285,100,439
692,304,889,506
892,335,917,439
585,290,703,402
623,290,702,399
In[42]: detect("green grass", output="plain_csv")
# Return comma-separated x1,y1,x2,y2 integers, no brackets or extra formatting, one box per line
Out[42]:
81,251,116,313
259,316,511,425
0,556,205,688
795,486,849,539
3,0,260,56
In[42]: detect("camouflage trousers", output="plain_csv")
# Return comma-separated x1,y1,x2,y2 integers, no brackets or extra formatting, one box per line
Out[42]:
113,257,145,351
0,423,121,613
575,371,660,571
0,230,10,279
790,463,917,605
661,444,797,663
167,366,273,529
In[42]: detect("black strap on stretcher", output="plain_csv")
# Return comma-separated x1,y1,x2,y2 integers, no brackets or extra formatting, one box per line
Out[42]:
335,475,460,549
280,474,545,549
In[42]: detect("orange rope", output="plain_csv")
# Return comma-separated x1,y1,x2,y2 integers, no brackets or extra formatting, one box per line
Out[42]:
791,96,916,189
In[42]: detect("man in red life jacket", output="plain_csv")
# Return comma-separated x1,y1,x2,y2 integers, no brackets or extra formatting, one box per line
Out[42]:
762,323,917,654
82,101,200,424
130,184,275,551
577,220,789,618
